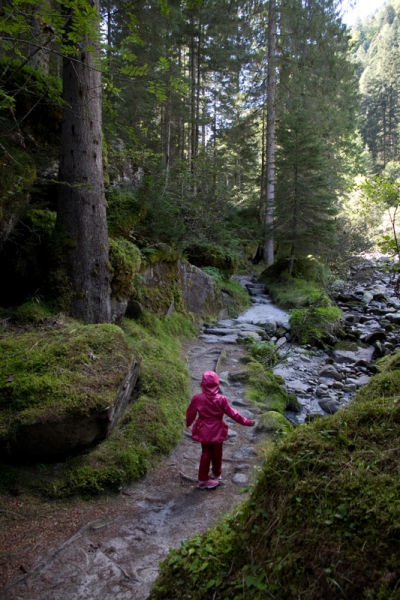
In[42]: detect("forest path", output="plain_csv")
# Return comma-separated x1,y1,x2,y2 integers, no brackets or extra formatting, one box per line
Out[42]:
2,338,265,600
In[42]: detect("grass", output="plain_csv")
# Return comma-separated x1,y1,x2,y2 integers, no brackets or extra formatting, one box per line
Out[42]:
150,350,400,600
0,312,196,497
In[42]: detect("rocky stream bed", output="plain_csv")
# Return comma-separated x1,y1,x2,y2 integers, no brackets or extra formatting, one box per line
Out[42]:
2,255,400,599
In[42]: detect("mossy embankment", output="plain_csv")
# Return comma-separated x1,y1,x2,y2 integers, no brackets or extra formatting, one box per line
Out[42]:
150,350,400,600
0,311,196,498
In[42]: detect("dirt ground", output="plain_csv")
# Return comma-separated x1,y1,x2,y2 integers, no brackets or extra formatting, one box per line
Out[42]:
0,338,267,600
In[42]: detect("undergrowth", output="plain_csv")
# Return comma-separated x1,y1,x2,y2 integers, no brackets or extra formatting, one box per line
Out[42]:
202,267,251,316
0,312,195,498
150,350,400,600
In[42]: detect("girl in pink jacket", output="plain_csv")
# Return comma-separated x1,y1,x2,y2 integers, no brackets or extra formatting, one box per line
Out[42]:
186,371,255,489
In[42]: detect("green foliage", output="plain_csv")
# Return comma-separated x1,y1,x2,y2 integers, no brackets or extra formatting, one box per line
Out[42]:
290,306,343,346
151,358,400,600
109,238,141,300
185,242,241,275
0,313,195,497
262,256,332,285
106,185,144,239
245,338,278,369
264,275,329,310
201,266,226,284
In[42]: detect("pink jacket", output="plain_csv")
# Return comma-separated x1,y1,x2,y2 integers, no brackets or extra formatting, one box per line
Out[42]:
186,371,253,444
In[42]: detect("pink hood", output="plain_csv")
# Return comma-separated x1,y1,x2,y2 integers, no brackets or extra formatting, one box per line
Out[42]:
201,371,220,400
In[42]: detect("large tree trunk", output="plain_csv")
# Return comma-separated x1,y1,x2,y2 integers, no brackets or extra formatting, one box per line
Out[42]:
56,0,111,323
263,0,277,265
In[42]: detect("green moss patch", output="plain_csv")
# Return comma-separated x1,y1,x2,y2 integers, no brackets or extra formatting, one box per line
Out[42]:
109,237,142,300
151,359,400,600
0,313,195,497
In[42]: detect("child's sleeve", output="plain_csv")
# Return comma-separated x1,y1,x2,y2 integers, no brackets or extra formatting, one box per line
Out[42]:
186,396,198,427
222,397,253,426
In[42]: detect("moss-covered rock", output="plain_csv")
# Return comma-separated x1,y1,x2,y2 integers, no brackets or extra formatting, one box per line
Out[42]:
141,258,227,320
0,321,137,461
0,312,195,497
245,360,293,414
256,411,293,435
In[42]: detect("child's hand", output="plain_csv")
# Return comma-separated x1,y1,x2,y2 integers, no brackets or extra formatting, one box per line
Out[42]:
249,420,255,426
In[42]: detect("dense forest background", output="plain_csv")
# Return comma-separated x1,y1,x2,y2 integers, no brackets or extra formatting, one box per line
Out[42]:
0,0,399,320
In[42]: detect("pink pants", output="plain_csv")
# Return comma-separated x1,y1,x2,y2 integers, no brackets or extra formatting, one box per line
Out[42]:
198,442,223,481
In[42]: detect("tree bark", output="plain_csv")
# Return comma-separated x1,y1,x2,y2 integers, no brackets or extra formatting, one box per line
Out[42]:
57,0,111,323
263,0,277,265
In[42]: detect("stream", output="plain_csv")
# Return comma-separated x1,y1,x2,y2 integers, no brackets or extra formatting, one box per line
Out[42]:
4,255,399,600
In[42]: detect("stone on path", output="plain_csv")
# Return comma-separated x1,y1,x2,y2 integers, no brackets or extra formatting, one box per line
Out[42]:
232,446,257,459
232,473,248,484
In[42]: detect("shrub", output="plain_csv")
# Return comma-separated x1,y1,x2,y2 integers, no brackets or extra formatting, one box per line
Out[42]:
185,242,241,275
290,305,343,346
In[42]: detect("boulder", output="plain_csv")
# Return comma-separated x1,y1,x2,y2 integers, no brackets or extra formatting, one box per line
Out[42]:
333,343,375,364
319,365,342,381
319,398,340,414
141,258,227,320
0,324,140,462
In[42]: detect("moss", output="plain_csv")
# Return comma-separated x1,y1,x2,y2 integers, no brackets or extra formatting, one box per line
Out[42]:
256,411,293,436
150,354,400,600
0,312,195,497
140,261,185,315
11,301,56,325
245,360,292,414
219,279,252,316
0,321,132,451
354,370,400,403
376,349,400,373
109,237,142,300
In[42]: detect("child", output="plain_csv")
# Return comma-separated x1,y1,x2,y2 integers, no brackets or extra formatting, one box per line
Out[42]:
186,371,255,490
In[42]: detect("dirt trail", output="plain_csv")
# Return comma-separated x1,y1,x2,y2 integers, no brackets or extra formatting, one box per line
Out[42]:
1,339,264,600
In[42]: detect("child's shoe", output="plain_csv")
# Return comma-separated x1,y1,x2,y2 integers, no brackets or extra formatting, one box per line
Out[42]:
209,472,222,481
197,479,219,489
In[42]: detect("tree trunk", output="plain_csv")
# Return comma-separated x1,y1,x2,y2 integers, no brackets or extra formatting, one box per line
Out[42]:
56,0,111,323
263,0,277,265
